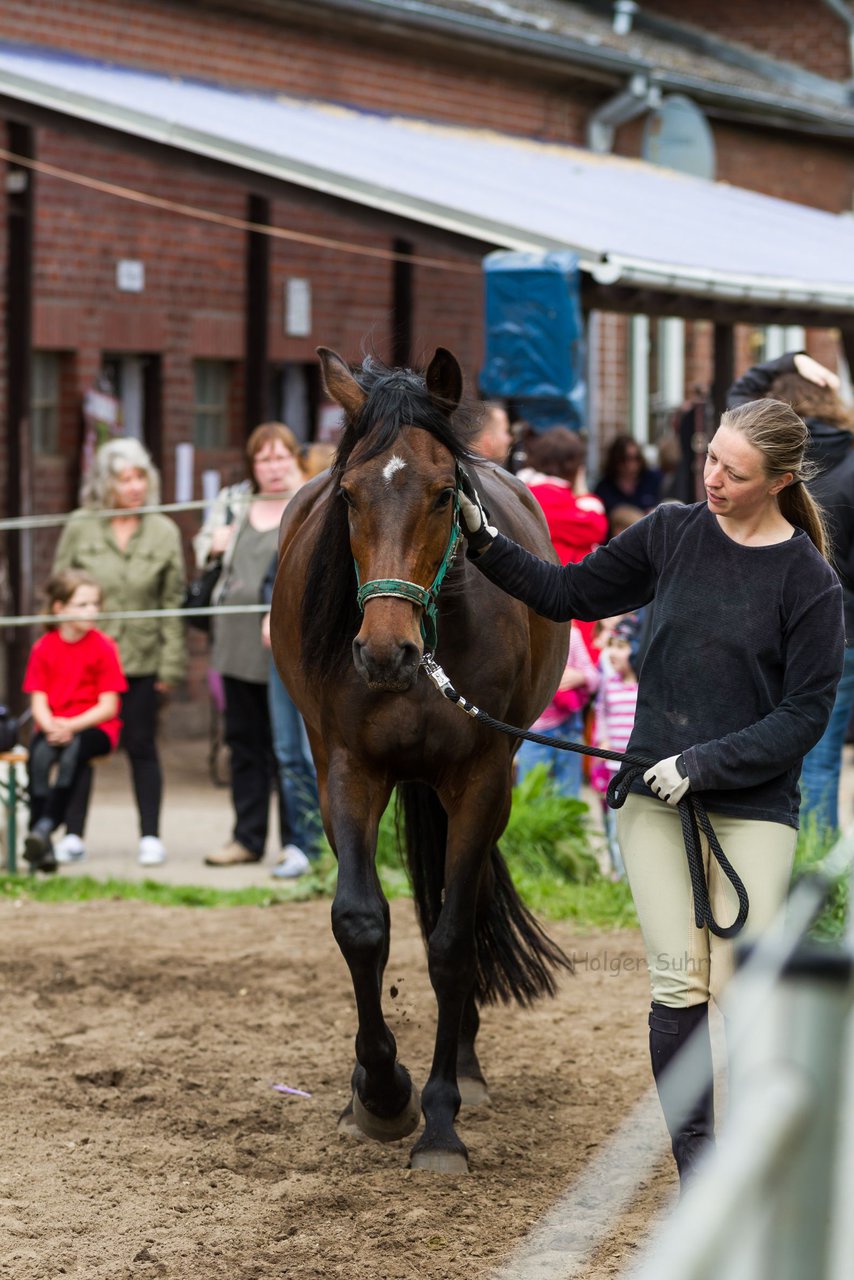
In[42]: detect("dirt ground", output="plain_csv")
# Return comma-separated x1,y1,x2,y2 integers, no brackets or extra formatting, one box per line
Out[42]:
0,896,673,1280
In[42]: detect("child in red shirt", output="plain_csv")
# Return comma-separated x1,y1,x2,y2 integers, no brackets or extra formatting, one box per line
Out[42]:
23,569,127,872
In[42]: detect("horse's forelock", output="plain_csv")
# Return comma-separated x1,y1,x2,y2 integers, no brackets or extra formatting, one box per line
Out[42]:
337,361,475,472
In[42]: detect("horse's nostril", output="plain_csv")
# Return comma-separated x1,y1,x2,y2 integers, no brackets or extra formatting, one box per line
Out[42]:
398,641,420,670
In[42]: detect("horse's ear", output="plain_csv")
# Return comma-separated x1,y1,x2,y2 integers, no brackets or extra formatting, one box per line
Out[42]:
425,348,463,413
317,347,366,417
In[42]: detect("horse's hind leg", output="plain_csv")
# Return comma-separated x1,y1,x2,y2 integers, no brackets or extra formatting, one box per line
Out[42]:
457,993,491,1107
328,762,420,1144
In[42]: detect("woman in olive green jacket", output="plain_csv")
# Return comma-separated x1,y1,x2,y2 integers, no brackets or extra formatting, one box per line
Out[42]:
51,438,187,867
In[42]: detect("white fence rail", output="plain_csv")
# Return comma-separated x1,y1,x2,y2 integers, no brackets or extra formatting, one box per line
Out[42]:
491,831,854,1280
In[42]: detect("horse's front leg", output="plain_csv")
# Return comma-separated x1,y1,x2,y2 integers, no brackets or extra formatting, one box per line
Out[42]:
327,754,420,1143
410,766,510,1172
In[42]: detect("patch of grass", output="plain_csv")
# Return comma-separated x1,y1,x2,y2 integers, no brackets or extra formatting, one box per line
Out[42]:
792,815,851,942
17,780,847,942
0,768,633,929
0,854,340,910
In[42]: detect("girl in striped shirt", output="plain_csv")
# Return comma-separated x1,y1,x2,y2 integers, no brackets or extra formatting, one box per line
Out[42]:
592,620,639,879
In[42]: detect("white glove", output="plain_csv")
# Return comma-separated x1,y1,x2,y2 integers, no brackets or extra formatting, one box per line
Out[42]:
458,483,498,556
644,755,690,807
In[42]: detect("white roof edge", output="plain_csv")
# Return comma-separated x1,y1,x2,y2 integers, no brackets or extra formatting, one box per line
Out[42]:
2,59,854,313
600,253,854,309
0,63,599,258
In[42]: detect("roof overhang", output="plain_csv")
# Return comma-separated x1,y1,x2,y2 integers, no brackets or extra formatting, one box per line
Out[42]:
2,41,854,323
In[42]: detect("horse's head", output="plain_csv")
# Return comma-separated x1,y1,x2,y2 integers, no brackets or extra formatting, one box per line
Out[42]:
318,346,465,692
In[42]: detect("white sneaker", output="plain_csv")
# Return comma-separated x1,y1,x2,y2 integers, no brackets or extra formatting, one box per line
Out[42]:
271,844,311,879
54,834,86,864
138,836,166,867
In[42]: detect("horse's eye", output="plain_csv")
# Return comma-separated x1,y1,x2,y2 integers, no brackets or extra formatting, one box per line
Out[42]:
338,487,355,509
433,489,453,511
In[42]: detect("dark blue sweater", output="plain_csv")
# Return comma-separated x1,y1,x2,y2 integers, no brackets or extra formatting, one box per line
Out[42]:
475,502,844,827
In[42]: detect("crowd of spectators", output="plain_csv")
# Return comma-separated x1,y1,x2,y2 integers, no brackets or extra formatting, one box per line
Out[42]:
17,347,853,876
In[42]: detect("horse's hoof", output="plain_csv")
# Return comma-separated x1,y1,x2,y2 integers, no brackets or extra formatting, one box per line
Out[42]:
337,1101,369,1141
351,1086,421,1143
458,1076,491,1107
409,1148,469,1174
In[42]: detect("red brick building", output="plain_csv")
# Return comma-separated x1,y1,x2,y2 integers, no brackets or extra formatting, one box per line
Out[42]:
2,0,854,701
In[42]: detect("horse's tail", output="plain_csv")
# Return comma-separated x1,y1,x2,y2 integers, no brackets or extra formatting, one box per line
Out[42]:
397,782,573,1008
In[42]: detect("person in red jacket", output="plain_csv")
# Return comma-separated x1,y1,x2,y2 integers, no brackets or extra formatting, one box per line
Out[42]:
517,426,608,658
22,569,127,872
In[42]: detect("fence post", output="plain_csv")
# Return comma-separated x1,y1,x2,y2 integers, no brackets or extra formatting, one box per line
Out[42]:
726,941,854,1280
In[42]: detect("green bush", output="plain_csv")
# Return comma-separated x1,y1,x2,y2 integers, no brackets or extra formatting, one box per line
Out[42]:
363,764,634,928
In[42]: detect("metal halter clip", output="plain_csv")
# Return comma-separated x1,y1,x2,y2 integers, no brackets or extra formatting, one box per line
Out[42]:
420,651,456,698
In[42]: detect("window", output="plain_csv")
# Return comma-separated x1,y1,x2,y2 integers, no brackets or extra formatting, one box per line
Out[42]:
760,325,805,362
32,352,61,455
628,315,650,444
630,316,686,450
101,354,148,442
193,360,231,447
270,361,320,442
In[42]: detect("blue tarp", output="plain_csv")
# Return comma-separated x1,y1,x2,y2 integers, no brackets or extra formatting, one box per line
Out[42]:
480,251,586,431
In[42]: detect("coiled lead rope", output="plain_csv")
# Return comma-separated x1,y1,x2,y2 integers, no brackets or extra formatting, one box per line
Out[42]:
421,651,749,939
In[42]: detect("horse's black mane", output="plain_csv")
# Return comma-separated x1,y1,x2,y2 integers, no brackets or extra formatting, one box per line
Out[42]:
301,357,477,679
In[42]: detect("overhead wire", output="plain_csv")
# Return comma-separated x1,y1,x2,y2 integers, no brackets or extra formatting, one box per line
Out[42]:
0,147,482,275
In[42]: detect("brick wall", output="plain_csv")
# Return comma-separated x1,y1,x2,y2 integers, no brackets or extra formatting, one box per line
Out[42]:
615,112,854,213
644,0,851,82
714,121,854,212
592,311,630,445
0,124,7,539
0,0,598,142
18,122,487,596
0,0,850,551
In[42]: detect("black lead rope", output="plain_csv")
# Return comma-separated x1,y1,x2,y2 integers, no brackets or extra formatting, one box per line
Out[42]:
421,652,749,939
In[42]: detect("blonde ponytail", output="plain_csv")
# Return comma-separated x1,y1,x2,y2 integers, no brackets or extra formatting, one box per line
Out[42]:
777,482,829,560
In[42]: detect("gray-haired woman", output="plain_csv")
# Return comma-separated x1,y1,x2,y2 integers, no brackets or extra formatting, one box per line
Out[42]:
51,438,187,866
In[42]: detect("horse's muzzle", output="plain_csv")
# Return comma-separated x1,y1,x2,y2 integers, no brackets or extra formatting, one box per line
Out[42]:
352,635,421,691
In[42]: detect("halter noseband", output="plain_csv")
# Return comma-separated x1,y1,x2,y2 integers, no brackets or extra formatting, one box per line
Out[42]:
354,467,463,652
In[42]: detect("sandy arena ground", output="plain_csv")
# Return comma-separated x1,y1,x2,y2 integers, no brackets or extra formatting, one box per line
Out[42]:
6,735,847,1276
0,895,674,1280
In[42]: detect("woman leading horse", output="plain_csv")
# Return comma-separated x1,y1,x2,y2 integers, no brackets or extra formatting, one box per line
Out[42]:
270,347,570,1172
459,395,844,1189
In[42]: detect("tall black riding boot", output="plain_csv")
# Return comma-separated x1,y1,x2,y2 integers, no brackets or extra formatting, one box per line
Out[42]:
649,1001,715,1190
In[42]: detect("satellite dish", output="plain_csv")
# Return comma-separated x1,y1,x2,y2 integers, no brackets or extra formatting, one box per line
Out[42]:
641,94,716,180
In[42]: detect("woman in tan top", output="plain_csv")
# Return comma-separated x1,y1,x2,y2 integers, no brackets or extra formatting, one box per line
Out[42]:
195,423,305,866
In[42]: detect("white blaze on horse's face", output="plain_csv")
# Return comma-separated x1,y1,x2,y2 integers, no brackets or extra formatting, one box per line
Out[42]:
382,455,407,485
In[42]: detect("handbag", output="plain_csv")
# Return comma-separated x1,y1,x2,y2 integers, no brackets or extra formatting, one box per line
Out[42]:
182,557,223,633
184,500,235,633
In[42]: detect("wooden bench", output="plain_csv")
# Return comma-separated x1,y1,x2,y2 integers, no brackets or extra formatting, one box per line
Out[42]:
0,749,28,874
0,749,111,874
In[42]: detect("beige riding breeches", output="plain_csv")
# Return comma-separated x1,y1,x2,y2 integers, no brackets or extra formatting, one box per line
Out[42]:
617,793,797,1009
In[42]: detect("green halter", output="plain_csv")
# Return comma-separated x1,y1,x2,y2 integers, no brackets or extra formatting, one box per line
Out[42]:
354,470,463,652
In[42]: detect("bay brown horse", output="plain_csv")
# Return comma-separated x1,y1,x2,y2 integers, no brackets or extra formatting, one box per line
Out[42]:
270,347,571,1171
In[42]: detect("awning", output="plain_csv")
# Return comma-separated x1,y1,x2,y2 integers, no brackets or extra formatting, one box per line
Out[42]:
2,41,854,313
